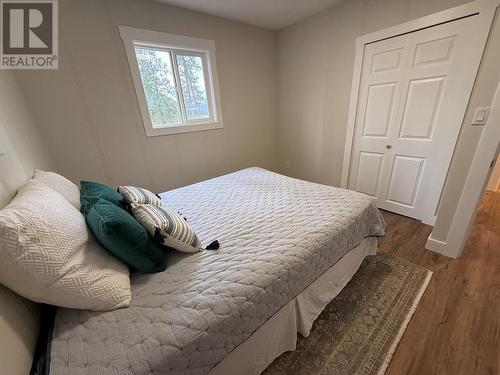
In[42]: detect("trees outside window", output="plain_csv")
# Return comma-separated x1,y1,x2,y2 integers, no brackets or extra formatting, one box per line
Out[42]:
120,26,223,136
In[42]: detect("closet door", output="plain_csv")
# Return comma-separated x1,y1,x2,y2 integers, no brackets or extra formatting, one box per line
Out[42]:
348,15,481,224
348,34,410,209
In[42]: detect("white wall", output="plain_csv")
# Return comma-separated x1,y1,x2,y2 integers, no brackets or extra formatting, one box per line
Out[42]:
15,0,278,192
0,71,54,206
277,0,500,242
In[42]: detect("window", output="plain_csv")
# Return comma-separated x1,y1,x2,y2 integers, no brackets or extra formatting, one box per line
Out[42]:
119,26,223,136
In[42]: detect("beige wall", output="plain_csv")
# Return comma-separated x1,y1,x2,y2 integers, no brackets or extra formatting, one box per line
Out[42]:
0,71,54,206
277,0,500,242
15,0,278,192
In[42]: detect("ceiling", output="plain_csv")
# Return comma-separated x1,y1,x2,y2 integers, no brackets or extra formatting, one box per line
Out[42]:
155,0,343,30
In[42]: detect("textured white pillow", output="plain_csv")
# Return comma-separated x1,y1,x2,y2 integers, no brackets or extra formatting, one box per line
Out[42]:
33,170,81,210
0,181,131,311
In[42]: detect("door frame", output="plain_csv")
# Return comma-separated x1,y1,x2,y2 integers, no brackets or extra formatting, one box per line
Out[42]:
340,0,498,225
426,82,500,258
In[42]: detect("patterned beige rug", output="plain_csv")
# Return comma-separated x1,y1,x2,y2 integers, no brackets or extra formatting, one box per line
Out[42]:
264,252,432,375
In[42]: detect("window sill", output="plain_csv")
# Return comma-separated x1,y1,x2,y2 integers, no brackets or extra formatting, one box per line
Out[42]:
144,121,223,137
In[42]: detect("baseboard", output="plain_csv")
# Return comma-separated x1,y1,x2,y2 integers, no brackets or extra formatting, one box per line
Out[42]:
425,234,456,258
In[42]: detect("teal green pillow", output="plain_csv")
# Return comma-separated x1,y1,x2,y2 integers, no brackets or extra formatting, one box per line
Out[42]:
80,181,124,208
84,198,167,273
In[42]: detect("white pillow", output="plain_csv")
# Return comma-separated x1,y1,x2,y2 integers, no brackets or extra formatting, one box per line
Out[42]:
33,170,81,210
0,181,131,311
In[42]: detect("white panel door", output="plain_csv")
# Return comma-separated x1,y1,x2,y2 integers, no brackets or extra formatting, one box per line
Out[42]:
348,15,483,224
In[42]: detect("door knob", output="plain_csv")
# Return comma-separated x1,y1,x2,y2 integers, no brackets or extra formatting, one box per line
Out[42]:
386,144,392,149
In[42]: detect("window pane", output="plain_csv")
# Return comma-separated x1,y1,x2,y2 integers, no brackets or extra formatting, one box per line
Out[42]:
135,47,181,127
176,55,210,120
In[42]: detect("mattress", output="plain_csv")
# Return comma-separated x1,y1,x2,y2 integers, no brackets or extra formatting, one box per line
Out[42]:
49,168,385,375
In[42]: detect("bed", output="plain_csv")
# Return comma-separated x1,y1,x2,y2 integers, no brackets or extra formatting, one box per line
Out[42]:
46,167,385,375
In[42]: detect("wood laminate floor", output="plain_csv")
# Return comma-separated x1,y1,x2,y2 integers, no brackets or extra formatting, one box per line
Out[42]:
380,190,500,375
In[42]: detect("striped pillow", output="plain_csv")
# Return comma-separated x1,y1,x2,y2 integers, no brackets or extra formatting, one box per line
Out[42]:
131,204,202,253
118,186,162,206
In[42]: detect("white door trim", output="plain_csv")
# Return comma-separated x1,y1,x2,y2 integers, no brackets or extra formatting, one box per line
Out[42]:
341,0,499,196
426,82,500,258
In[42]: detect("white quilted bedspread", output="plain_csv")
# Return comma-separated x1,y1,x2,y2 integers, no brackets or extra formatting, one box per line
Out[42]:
50,168,385,375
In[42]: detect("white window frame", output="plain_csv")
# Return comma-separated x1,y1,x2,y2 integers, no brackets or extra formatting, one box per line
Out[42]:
119,26,223,137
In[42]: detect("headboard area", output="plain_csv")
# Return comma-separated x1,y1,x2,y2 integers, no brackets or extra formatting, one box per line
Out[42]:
0,125,42,375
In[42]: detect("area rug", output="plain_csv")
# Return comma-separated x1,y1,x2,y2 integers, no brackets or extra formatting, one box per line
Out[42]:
263,252,432,375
